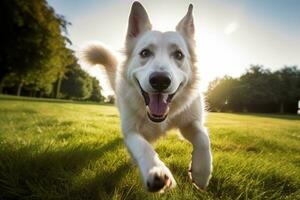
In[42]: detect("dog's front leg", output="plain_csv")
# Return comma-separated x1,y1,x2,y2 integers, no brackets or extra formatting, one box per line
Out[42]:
180,121,212,189
124,133,176,192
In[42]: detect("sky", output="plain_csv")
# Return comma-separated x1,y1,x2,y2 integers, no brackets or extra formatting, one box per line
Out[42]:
47,0,300,95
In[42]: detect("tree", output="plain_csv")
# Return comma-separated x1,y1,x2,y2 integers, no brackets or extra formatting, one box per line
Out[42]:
60,63,93,100
206,76,238,112
51,48,75,98
274,66,300,113
106,95,116,104
89,77,105,102
0,0,70,96
239,65,278,112
206,65,300,114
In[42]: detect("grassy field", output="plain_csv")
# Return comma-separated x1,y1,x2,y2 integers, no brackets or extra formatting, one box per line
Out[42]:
0,95,299,200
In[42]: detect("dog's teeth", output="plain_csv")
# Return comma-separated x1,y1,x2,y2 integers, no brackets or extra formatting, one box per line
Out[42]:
162,94,168,103
146,106,151,113
166,106,170,114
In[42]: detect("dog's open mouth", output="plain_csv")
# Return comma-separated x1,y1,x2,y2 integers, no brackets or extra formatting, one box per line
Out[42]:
137,81,176,123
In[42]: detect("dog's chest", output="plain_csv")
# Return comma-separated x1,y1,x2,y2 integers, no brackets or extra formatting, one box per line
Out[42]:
136,118,169,141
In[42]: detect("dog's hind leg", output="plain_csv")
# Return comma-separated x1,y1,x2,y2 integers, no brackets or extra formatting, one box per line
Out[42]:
180,121,212,189
124,133,176,192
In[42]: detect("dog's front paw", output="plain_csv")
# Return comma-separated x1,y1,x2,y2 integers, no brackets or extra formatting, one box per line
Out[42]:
188,162,212,190
146,166,176,192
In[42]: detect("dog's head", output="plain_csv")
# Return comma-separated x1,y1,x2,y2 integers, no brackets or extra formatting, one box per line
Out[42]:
125,2,197,123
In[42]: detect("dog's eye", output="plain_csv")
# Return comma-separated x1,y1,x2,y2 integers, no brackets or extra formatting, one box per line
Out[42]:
173,50,184,60
140,49,152,58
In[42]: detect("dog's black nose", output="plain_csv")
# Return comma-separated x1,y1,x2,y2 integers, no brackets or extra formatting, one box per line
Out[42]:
149,72,171,92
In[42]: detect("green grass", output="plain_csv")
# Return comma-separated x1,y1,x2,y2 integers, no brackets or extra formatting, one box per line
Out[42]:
0,95,299,200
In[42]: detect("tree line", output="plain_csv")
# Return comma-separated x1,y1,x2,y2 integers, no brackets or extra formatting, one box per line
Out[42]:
0,0,105,102
206,65,300,114
1,0,299,110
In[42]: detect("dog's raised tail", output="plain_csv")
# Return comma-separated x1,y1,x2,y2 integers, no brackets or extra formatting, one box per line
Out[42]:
83,44,118,92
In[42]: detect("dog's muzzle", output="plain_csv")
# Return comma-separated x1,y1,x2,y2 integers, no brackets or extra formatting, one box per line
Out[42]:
136,80,178,123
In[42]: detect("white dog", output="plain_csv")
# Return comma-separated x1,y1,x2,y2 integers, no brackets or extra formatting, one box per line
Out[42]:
84,1,212,192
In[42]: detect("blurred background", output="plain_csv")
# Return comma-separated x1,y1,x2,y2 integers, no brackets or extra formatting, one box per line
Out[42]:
1,0,300,113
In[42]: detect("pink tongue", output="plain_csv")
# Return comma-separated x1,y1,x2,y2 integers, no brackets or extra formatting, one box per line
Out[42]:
148,94,168,116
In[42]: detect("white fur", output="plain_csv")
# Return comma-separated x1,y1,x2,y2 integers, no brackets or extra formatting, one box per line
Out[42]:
83,2,212,192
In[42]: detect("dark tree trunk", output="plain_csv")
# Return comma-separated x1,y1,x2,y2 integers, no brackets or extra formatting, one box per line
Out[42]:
0,69,9,92
280,102,284,114
33,90,37,97
55,73,63,98
0,78,4,94
17,81,23,96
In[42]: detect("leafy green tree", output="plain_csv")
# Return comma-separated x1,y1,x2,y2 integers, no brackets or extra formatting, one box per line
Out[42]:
0,0,70,95
206,65,300,113
239,65,278,112
106,95,116,104
89,77,105,102
206,76,240,112
51,48,76,98
274,66,300,113
60,63,93,100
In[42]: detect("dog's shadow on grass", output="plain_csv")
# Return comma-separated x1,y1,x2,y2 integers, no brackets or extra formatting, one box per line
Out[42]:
0,137,130,200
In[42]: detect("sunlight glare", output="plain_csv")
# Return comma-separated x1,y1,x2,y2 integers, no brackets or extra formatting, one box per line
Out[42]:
196,26,245,91
224,22,239,35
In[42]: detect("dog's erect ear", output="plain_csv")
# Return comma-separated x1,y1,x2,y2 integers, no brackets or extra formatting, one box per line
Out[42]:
127,2,152,40
176,4,194,38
